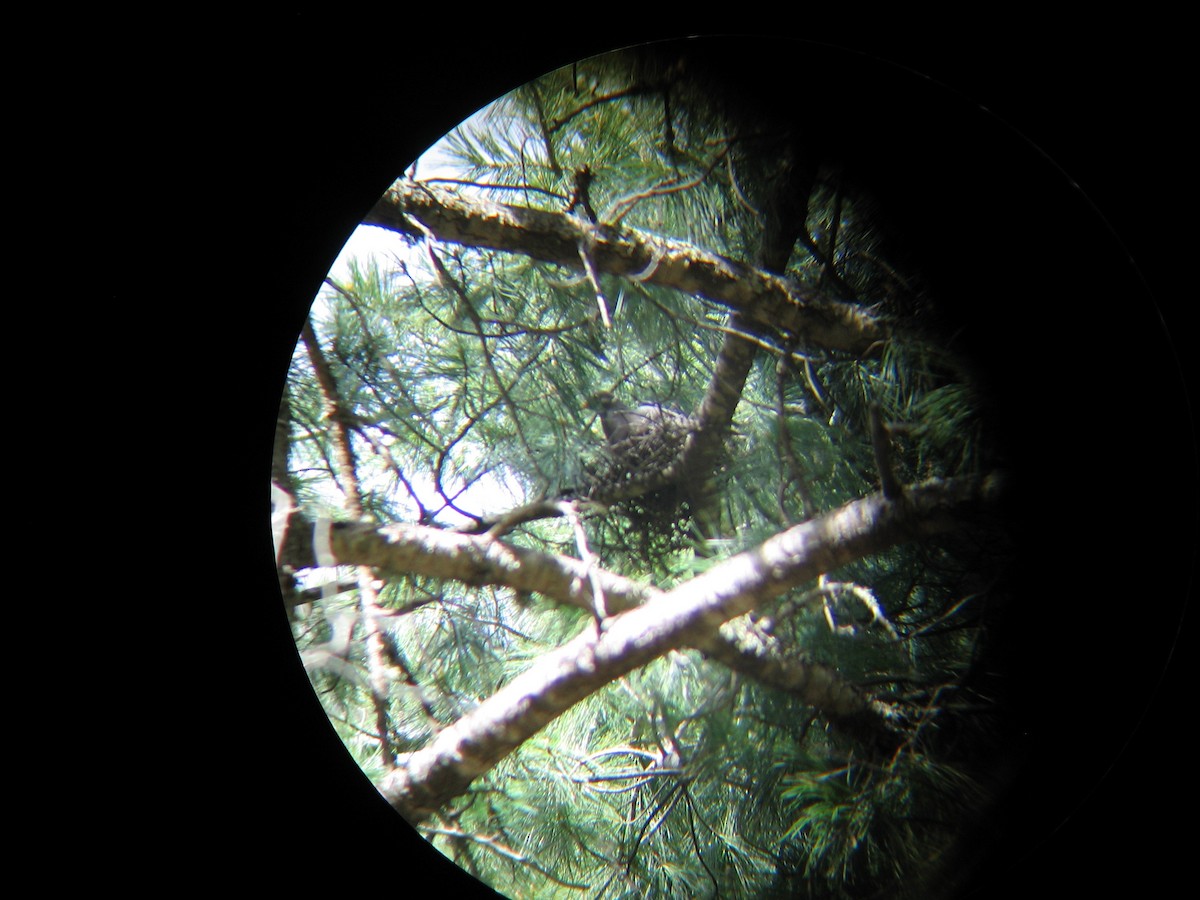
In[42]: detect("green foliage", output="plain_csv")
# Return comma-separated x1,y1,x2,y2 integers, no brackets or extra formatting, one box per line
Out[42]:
777,750,987,898
282,45,1010,899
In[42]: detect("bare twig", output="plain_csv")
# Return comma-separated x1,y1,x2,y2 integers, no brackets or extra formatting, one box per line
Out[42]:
553,499,608,625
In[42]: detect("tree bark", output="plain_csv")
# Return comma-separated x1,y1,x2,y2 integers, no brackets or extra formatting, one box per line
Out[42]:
364,180,886,356
364,472,1002,822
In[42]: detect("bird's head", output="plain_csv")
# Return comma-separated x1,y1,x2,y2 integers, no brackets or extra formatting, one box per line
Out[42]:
586,390,621,412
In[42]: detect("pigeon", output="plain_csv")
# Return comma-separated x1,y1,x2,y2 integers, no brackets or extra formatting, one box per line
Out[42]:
588,391,692,445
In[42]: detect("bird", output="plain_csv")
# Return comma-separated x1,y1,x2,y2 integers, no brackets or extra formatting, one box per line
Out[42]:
584,391,709,542
588,390,693,446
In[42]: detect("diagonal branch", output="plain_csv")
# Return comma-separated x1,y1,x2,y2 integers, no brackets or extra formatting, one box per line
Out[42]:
367,472,1003,822
299,317,399,768
363,180,887,356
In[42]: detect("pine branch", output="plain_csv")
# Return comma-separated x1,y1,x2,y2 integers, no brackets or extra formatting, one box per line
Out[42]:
279,512,658,615
687,316,757,485
694,620,903,750
364,180,887,357
369,472,1003,822
300,318,364,513
298,317,400,768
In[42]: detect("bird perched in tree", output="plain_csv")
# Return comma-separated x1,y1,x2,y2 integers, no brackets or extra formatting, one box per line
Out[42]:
588,390,694,446
584,390,708,547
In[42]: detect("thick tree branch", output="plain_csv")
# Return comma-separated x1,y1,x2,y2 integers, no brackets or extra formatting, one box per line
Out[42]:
686,316,758,491
282,505,901,739
364,180,887,356
369,472,1002,821
279,513,658,615
694,620,902,749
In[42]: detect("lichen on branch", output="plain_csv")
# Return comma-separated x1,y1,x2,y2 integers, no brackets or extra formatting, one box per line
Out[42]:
364,179,887,356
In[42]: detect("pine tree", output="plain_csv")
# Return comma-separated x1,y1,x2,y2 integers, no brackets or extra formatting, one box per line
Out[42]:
274,39,1014,898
